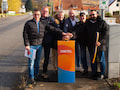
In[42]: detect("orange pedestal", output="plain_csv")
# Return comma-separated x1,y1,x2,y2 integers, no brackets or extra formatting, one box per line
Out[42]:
58,40,75,83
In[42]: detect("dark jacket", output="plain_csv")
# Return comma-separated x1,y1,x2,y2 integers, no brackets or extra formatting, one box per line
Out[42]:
85,16,109,51
40,16,58,47
23,18,45,46
64,17,79,33
74,21,87,45
52,18,65,49
23,18,63,46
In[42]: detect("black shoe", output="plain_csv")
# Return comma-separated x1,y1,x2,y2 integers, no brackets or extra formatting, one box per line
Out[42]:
90,73,98,79
82,70,88,75
52,70,58,75
28,78,36,85
34,75,40,81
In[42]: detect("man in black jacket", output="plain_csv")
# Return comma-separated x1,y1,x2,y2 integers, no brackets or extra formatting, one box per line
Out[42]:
23,8,71,84
85,10,108,80
74,12,88,74
40,7,59,78
41,7,73,78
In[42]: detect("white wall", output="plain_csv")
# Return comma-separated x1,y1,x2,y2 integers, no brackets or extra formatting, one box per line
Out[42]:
109,0,119,15
63,10,80,16
63,10,88,16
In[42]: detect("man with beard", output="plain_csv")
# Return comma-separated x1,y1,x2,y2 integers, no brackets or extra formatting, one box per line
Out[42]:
85,10,108,80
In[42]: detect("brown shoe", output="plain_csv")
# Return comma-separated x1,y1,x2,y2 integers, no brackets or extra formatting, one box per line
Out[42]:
41,73,49,79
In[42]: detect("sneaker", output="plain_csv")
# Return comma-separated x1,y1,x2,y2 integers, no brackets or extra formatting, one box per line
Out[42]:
96,75,104,80
90,73,98,79
76,67,84,72
41,73,49,79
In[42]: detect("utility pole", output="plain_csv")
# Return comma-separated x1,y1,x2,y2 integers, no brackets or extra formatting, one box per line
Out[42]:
99,0,108,20
1,0,8,15
58,0,60,10
1,0,3,15
50,0,52,15
101,9,105,20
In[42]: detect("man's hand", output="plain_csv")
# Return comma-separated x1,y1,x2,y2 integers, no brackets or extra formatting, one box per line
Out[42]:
66,32,73,38
62,32,73,38
25,46,30,51
62,32,73,41
62,35,71,41
96,41,101,46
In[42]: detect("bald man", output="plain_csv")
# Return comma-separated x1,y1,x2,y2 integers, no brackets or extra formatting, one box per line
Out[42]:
40,7,59,78
64,9,83,72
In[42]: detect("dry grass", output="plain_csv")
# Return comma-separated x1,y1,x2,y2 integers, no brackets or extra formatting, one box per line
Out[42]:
12,73,28,90
112,15,120,23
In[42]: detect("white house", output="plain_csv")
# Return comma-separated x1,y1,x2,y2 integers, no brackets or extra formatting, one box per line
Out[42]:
19,5,26,13
108,0,120,15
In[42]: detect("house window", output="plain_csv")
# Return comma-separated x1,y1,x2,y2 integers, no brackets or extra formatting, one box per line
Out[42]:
116,3,119,6
73,6,78,9
70,4,78,9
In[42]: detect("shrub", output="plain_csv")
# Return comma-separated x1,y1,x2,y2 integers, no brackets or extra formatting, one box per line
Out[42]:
105,12,112,17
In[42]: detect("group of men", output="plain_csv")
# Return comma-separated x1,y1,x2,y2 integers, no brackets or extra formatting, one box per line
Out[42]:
23,6,108,85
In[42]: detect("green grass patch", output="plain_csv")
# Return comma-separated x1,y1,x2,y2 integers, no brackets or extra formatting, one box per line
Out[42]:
114,83,120,88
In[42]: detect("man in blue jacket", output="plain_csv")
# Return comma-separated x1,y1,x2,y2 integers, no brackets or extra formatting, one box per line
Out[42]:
64,9,83,72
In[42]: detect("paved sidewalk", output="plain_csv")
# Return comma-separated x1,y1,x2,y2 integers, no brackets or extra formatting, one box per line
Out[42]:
25,63,112,90
23,49,114,90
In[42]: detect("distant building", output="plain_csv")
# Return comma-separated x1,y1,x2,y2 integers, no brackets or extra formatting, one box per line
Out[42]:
53,0,83,15
52,0,99,16
19,5,26,13
108,0,120,15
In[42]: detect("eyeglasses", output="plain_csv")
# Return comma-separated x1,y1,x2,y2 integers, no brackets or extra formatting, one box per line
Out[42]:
90,14,95,16
34,14,41,16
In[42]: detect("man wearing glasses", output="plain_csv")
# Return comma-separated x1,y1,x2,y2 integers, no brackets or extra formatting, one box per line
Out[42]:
23,8,72,85
23,8,42,85
85,10,108,80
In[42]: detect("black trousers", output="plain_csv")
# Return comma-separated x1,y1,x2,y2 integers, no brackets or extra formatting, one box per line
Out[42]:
43,44,51,73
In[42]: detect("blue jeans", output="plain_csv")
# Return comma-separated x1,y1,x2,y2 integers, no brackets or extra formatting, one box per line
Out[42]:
98,51,106,75
28,45,42,79
89,47,105,75
80,44,88,70
75,42,80,67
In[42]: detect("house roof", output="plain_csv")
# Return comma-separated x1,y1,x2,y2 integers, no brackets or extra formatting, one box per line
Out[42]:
109,0,115,6
53,0,101,11
53,0,83,11
83,6,99,10
62,0,83,10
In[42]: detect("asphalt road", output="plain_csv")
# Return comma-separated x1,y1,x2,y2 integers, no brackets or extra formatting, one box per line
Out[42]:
0,15,32,90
